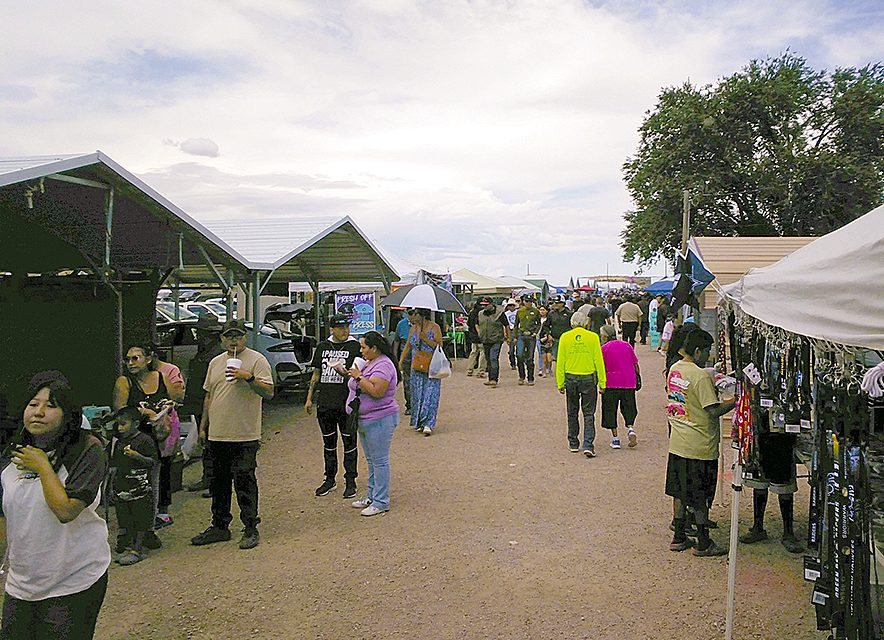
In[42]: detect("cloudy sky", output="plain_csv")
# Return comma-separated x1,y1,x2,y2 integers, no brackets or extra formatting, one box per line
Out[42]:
2,1,882,284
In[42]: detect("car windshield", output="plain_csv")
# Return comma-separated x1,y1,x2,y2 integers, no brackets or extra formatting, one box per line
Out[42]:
157,302,198,320
206,302,227,315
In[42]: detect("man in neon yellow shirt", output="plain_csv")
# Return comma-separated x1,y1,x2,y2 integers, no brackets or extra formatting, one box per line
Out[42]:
556,312,607,457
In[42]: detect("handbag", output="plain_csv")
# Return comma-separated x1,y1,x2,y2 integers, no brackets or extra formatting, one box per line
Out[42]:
344,391,361,436
428,346,451,380
412,349,432,373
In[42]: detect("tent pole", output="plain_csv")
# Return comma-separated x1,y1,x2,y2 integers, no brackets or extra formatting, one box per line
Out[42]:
226,270,234,319
252,272,261,350
725,452,742,640
312,280,321,344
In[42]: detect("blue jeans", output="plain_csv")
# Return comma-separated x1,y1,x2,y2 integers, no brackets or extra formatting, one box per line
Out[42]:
482,342,502,382
358,411,399,511
564,373,598,450
516,334,536,381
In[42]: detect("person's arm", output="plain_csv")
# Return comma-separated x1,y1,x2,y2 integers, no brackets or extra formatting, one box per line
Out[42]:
229,360,274,399
594,342,607,391
706,398,736,418
305,369,321,415
348,369,391,399
11,446,86,523
112,376,129,411
421,322,442,348
556,337,566,390
163,369,185,404
123,444,156,467
199,392,211,443
399,328,414,367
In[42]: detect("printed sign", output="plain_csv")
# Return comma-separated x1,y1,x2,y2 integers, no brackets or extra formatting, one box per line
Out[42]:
335,292,376,335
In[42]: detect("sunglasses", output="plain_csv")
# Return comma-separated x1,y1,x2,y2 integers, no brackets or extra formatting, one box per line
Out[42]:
123,355,144,363
222,332,246,338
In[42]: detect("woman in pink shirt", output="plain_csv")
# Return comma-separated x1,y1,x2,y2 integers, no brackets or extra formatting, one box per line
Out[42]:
599,325,640,449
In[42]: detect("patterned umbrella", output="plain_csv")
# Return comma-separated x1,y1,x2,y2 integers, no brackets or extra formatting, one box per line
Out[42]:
380,284,466,313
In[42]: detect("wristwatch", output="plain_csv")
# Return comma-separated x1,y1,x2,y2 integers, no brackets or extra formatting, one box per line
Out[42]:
246,374,256,383
355,376,363,382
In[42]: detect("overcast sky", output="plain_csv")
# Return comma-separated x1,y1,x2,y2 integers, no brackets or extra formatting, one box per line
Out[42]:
2,1,881,284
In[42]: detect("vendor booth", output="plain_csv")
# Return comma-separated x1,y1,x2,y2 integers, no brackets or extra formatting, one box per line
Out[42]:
719,204,884,640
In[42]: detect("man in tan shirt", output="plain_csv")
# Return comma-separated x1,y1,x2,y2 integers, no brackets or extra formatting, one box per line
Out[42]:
191,319,273,550
614,298,643,347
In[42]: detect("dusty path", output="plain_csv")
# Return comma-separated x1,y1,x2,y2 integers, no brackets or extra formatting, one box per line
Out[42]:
97,346,824,639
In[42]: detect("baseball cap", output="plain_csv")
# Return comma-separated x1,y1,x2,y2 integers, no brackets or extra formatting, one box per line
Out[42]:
195,316,223,332
505,298,517,307
477,296,492,306
221,318,248,336
329,313,352,327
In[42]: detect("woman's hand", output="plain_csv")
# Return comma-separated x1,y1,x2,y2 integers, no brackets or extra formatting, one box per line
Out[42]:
346,366,361,379
11,445,52,475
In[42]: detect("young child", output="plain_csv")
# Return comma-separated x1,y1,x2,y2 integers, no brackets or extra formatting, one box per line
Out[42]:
659,314,675,355
110,407,158,566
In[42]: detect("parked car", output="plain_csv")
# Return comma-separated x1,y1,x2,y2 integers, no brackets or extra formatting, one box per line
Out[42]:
155,320,315,396
156,302,198,324
182,301,227,323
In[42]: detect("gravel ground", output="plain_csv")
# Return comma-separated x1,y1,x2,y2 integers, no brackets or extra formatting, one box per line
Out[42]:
95,345,826,639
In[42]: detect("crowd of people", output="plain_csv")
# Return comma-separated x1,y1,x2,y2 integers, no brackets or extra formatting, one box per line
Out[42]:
0,285,745,638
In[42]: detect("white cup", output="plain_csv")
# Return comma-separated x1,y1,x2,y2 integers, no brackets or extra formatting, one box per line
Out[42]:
225,357,242,382
352,357,366,371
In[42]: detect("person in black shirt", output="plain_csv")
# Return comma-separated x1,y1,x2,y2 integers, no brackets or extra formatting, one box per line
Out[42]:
184,317,224,496
306,314,362,498
546,297,572,362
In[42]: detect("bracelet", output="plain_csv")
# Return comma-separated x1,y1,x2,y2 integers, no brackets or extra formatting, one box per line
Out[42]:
355,376,363,382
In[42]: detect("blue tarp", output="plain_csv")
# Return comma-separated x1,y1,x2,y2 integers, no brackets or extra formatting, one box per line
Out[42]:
644,278,676,294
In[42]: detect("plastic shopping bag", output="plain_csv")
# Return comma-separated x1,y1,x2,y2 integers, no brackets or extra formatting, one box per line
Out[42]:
180,414,200,460
428,346,451,380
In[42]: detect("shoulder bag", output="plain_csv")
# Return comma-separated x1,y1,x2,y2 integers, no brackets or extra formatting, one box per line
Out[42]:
412,349,432,373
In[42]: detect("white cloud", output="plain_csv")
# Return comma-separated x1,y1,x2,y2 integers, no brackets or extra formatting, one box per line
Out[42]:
0,0,881,283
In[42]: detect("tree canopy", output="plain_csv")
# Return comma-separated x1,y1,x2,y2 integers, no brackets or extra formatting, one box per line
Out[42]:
621,53,884,267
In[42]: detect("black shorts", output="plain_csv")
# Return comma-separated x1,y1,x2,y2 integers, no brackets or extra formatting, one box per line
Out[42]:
743,432,797,493
665,453,718,510
601,388,638,428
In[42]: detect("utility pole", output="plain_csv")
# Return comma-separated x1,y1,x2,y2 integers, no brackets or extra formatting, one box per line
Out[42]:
681,189,690,255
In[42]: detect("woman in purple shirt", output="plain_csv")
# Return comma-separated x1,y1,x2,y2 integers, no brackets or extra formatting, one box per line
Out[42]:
337,331,401,516
599,325,640,449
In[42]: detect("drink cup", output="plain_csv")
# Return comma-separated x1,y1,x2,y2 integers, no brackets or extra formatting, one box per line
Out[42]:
353,357,366,371
225,357,243,382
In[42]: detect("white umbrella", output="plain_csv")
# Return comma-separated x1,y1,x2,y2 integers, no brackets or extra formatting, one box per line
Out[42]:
380,284,466,314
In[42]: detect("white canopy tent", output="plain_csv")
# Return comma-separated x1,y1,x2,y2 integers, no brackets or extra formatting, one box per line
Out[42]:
721,204,884,350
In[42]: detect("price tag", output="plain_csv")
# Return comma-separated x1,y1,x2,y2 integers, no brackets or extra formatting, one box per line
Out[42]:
760,398,774,408
804,556,821,581
786,423,801,433
801,419,812,429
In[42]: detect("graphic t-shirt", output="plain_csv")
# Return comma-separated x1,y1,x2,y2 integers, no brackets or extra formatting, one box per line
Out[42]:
311,338,362,408
110,431,157,501
666,360,721,460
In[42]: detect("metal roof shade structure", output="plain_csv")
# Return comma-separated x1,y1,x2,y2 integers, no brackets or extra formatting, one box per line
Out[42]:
691,236,816,309
0,151,255,406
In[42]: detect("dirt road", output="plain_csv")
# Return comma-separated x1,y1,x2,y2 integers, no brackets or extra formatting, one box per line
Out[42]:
97,346,824,639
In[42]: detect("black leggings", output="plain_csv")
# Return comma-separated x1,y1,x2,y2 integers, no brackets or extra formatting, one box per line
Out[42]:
1,572,108,640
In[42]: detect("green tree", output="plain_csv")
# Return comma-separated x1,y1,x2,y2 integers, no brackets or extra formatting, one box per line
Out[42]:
621,53,884,267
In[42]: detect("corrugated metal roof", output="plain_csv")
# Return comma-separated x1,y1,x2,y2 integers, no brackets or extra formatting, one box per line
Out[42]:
1,152,399,286
693,236,817,287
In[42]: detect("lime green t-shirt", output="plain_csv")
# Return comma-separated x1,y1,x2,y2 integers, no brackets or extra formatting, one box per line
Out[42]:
665,360,720,460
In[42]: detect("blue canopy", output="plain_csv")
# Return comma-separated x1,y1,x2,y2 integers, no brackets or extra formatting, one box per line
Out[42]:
644,278,676,294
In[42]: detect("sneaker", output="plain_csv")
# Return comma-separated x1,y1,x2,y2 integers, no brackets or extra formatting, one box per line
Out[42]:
627,429,637,448
466,370,474,377
569,446,580,453
693,541,728,557
202,489,212,499
422,427,433,436
511,365,517,370
739,528,768,544
361,505,387,517
486,380,498,388
155,514,173,529
610,438,621,449
187,480,209,492
518,379,526,386
143,531,162,550
191,526,231,546
315,479,337,497
782,534,804,554
239,529,260,550
537,371,544,378
117,549,144,566
478,372,487,378
404,408,411,415
351,497,372,509
584,449,596,458
670,538,693,552
527,380,535,386
343,482,357,499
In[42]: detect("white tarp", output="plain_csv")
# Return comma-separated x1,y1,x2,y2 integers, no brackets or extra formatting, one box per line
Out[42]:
722,204,884,349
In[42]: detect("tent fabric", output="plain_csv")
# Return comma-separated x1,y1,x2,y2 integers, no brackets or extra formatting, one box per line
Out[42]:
452,268,511,295
644,278,676,294
722,205,884,350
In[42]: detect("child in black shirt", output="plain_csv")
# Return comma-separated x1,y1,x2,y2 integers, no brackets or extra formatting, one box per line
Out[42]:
109,407,157,566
